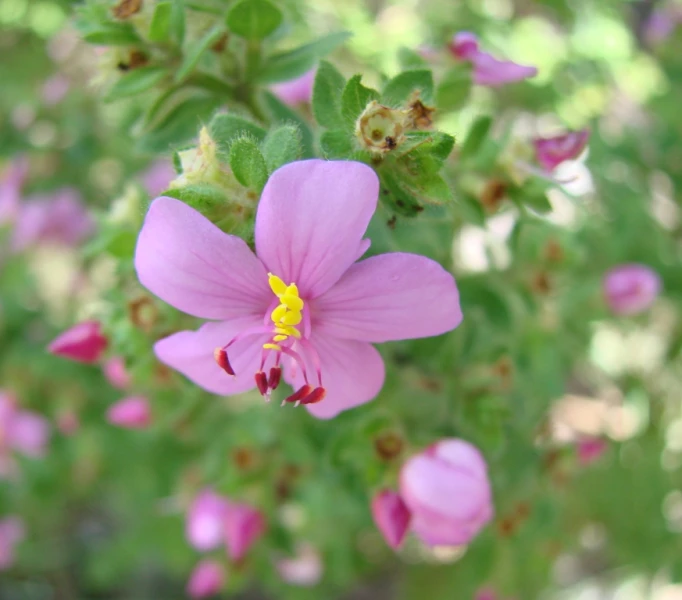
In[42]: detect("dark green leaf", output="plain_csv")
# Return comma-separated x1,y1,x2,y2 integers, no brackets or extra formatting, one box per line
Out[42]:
226,0,282,40
175,25,225,82
320,130,353,159
341,75,379,131
104,67,168,102
380,170,424,217
229,137,268,192
261,125,302,172
170,0,186,44
209,113,267,158
312,60,346,130
381,69,434,107
436,64,472,112
460,115,493,160
148,2,172,42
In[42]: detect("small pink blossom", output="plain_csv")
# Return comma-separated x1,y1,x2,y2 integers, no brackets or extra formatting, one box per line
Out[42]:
41,74,70,106
276,544,323,586
450,32,537,87
103,357,131,390
186,559,225,599
0,516,25,570
533,130,590,172
576,438,607,466
371,489,411,550
399,438,493,547
106,396,151,429
224,502,266,562
135,160,462,419
48,321,108,364
0,392,49,479
0,157,28,226
643,8,682,44
141,160,175,197
12,188,94,252
475,589,498,600
603,264,661,316
186,489,230,552
271,69,316,106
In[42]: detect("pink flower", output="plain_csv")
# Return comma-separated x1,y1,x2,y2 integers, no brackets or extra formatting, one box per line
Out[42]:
141,160,175,197
223,502,266,561
103,357,131,390
48,321,108,364
56,410,80,436
0,157,28,226
371,489,411,550
576,438,607,466
135,160,462,419
450,32,537,87
0,516,25,570
603,264,661,316
186,489,230,552
106,396,151,429
0,392,49,478
271,69,316,106
643,8,682,44
276,544,323,586
11,188,94,252
186,559,225,599
533,130,590,171
475,589,498,600
41,74,70,106
399,438,493,547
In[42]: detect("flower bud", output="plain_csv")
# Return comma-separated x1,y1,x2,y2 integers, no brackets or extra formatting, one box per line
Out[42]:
224,502,266,561
186,559,225,599
271,69,315,106
576,438,607,466
399,438,493,547
106,396,151,429
371,489,411,550
186,489,229,552
355,101,407,155
533,130,590,172
103,357,131,390
603,264,661,316
48,321,107,364
276,544,323,586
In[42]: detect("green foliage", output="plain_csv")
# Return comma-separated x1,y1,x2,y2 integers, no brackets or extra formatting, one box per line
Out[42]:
312,60,347,130
381,69,434,106
209,113,267,158
261,125,303,172
229,137,269,192
226,0,283,40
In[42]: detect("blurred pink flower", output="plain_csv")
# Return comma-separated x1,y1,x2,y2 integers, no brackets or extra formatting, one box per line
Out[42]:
399,438,493,547
141,160,175,197
0,392,49,478
48,321,108,364
576,438,607,466
271,69,316,106
450,32,537,87
0,516,25,570
224,502,266,562
643,7,682,44
186,559,225,599
186,489,230,552
106,396,151,429
371,489,411,550
56,410,80,436
276,544,323,586
533,130,590,171
41,74,70,106
603,264,661,316
11,188,94,252
103,357,131,390
475,589,498,600
135,160,462,419
0,157,28,226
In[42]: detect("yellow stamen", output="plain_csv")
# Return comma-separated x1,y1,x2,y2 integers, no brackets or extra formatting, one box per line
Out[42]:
275,326,301,339
273,334,288,342
280,310,302,326
268,273,288,296
271,304,288,323
284,283,299,297
280,294,304,311
263,343,282,351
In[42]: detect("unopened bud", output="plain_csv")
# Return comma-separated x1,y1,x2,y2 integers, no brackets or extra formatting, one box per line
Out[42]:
213,348,235,376
255,371,268,395
268,366,282,390
284,385,312,404
300,387,326,405
355,101,407,155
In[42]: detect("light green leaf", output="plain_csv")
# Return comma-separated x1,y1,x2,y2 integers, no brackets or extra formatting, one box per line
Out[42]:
226,0,282,40
82,25,141,45
320,130,353,159
175,25,225,82
436,64,472,112
341,75,379,131
312,60,346,130
170,0,185,44
105,67,168,102
397,46,428,70
261,91,314,157
261,125,302,172
209,113,267,158
381,69,434,107
148,2,172,43
229,137,269,192
460,115,493,160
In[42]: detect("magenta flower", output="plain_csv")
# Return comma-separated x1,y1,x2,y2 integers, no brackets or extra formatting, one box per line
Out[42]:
533,130,590,172
11,188,94,252
0,392,49,478
103,357,131,390
135,160,462,419
48,321,108,364
141,160,175,197
576,438,607,466
187,559,225,599
271,69,316,106
186,489,230,552
276,544,323,586
0,516,24,570
371,489,411,550
106,396,151,429
450,32,537,87
0,157,28,226
399,438,493,547
604,264,661,316
224,502,266,561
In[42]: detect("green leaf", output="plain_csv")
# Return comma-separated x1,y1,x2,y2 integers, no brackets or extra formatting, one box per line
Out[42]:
341,75,379,131
104,67,168,102
261,125,302,172
209,113,267,158
397,46,428,70
163,183,228,211
257,31,351,84
170,0,185,44
229,138,269,192
381,69,434,107
436,64,472,112
460,115,493,160
312,60,346,130
148,2,172,43
82,25,141,45
261,91,314,157
320,130,353,159
226,0,282,40
457,193,487,225
411,173,452,205
508,182,552,214
380,170,424,217
175,25,225,82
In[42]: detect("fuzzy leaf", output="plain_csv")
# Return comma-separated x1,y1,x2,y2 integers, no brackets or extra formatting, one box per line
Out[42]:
320,130,353,159
175,25,225,82
261,125,302,172
312,60,346,130
341,75,379,131
397,46,428,70
226,0,282,39
229,137,269,192
381,70,434,107
209,113,267,158
261,91,314,157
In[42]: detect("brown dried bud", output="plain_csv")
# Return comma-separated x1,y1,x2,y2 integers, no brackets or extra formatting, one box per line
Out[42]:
531,271,551,295
544,239,564,263
112,0,143,19
480,179,507,213
232,447,257,471
374,432,404,461
406,95,435,130
128,296,158,332
211,33,229,53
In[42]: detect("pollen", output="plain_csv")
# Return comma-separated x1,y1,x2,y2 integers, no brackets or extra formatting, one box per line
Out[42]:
264,273,304,350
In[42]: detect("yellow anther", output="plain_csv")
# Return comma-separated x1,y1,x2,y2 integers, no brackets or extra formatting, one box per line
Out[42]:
280,294,304,311
271,304,288,323
263,342,282,351
275,326,301,339
284,283,299,297
268,273,288,296
281,310,302,326
273,334,288,342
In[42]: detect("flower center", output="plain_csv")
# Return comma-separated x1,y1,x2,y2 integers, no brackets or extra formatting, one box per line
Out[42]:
213,273,326,407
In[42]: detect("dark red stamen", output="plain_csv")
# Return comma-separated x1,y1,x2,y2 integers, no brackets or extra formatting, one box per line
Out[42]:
214,347,235,375
268,366,282,390
300,387,326,405
255,371,268,395
284,384,313,404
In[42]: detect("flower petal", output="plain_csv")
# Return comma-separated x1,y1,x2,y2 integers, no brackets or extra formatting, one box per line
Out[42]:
312,252,462,342
9,411,49,457
285,334,385,419
154,317,273,395
135,197,271,320
255,160,379,298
